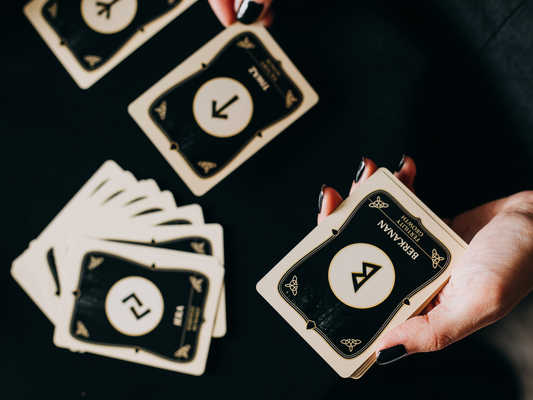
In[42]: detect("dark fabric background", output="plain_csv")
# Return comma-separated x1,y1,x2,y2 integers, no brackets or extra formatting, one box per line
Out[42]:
1,0,531,398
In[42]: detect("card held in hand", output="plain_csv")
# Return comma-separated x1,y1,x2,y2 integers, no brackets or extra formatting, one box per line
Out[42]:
256,168,467,379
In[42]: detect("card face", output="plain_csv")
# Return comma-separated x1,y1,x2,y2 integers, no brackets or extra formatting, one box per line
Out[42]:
54,238,224,375
129,22,319,196
12,160,227,373
278,191,450,358
76,224,227,337
24,0,197,89
71,253,209,362
257,169,467,378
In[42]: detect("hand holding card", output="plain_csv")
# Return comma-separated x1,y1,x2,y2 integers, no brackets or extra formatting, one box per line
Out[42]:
257,167,468,378
316,157,533,369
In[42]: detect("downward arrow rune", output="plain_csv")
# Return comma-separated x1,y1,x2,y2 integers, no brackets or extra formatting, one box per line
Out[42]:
212,95,239,119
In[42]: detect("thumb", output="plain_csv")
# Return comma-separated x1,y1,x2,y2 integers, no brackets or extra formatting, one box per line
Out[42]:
375,298,472,365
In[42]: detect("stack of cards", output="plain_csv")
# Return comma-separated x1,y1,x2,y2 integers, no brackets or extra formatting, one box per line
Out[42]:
12,160,225,376
257,168,468,379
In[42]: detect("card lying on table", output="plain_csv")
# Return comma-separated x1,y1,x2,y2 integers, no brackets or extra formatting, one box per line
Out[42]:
53,238,223,376
257,168,468,379
129,22,318,196
12,160,227,375
24,0,197,89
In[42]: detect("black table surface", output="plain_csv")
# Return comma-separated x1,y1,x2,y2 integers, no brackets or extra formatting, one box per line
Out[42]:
2,1,531,399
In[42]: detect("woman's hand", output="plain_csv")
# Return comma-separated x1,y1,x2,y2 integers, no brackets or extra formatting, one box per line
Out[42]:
318,156,533,365
208,0,274,27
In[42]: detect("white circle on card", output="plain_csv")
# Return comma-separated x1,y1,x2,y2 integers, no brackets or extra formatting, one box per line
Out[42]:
193,77,254,138
105,276,164,336
81,0,138,35
328,243,395,309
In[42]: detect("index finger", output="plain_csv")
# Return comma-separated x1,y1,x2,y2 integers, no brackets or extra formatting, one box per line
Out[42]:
208,0,236,27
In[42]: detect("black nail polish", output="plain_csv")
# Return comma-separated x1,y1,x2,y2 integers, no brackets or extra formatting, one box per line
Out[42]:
355,157,365,183
318,184,325,214
376,344,408,365
237,0,264,24
395,155,405,173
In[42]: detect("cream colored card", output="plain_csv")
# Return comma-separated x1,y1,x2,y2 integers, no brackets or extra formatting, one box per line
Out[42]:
24,0,197,89
60,224,227,338
257,168,467,378
129,22,319,196
53,238,224,376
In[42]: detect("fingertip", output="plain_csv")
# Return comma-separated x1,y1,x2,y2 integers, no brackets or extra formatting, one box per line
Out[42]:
394,155,417,192
317,186,344,224
376,344,408,366
209,0,237,27
349,158,378,195
261,6,274,27
236,0,274,25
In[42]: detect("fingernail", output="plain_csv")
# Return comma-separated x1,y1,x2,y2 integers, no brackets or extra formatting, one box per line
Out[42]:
237,0,264,24
355,157,366,183
395,154,405,173
318,184,326,214
376,344,408,365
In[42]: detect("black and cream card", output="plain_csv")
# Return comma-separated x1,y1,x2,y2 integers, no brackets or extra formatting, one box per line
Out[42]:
12,160,228,375
129,22,319,196
24,0,197,89
53,238,224,375
257,168,467,379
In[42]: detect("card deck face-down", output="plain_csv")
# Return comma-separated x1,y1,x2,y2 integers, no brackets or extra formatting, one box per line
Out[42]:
129,22,319,196
12,160,227,375
257,169,468,379
53,238,224,375
24,0,197,89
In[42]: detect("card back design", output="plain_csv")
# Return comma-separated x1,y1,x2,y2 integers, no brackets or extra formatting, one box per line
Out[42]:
149,32,303,178
71,252,209,362
278,190,450,359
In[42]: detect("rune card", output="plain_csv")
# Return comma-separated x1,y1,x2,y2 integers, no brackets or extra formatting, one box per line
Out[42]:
257,168,467,379
53,238,224,375
129,22,319,196
24,0,197,89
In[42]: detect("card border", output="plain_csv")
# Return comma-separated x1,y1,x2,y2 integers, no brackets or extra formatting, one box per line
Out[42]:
276,189,452,359
24,0,198,89
129,22,319,196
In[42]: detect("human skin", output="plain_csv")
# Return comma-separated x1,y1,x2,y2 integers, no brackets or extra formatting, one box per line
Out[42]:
320,157,533,363
207,0,533,365
208,0,274,27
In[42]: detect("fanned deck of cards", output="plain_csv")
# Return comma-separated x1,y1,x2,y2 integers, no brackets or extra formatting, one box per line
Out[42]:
257,168,468,379
129,22,319,196
11,160,225,376
24,0,198,89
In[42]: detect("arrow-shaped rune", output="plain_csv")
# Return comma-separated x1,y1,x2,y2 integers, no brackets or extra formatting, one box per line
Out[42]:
212,95,239,119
